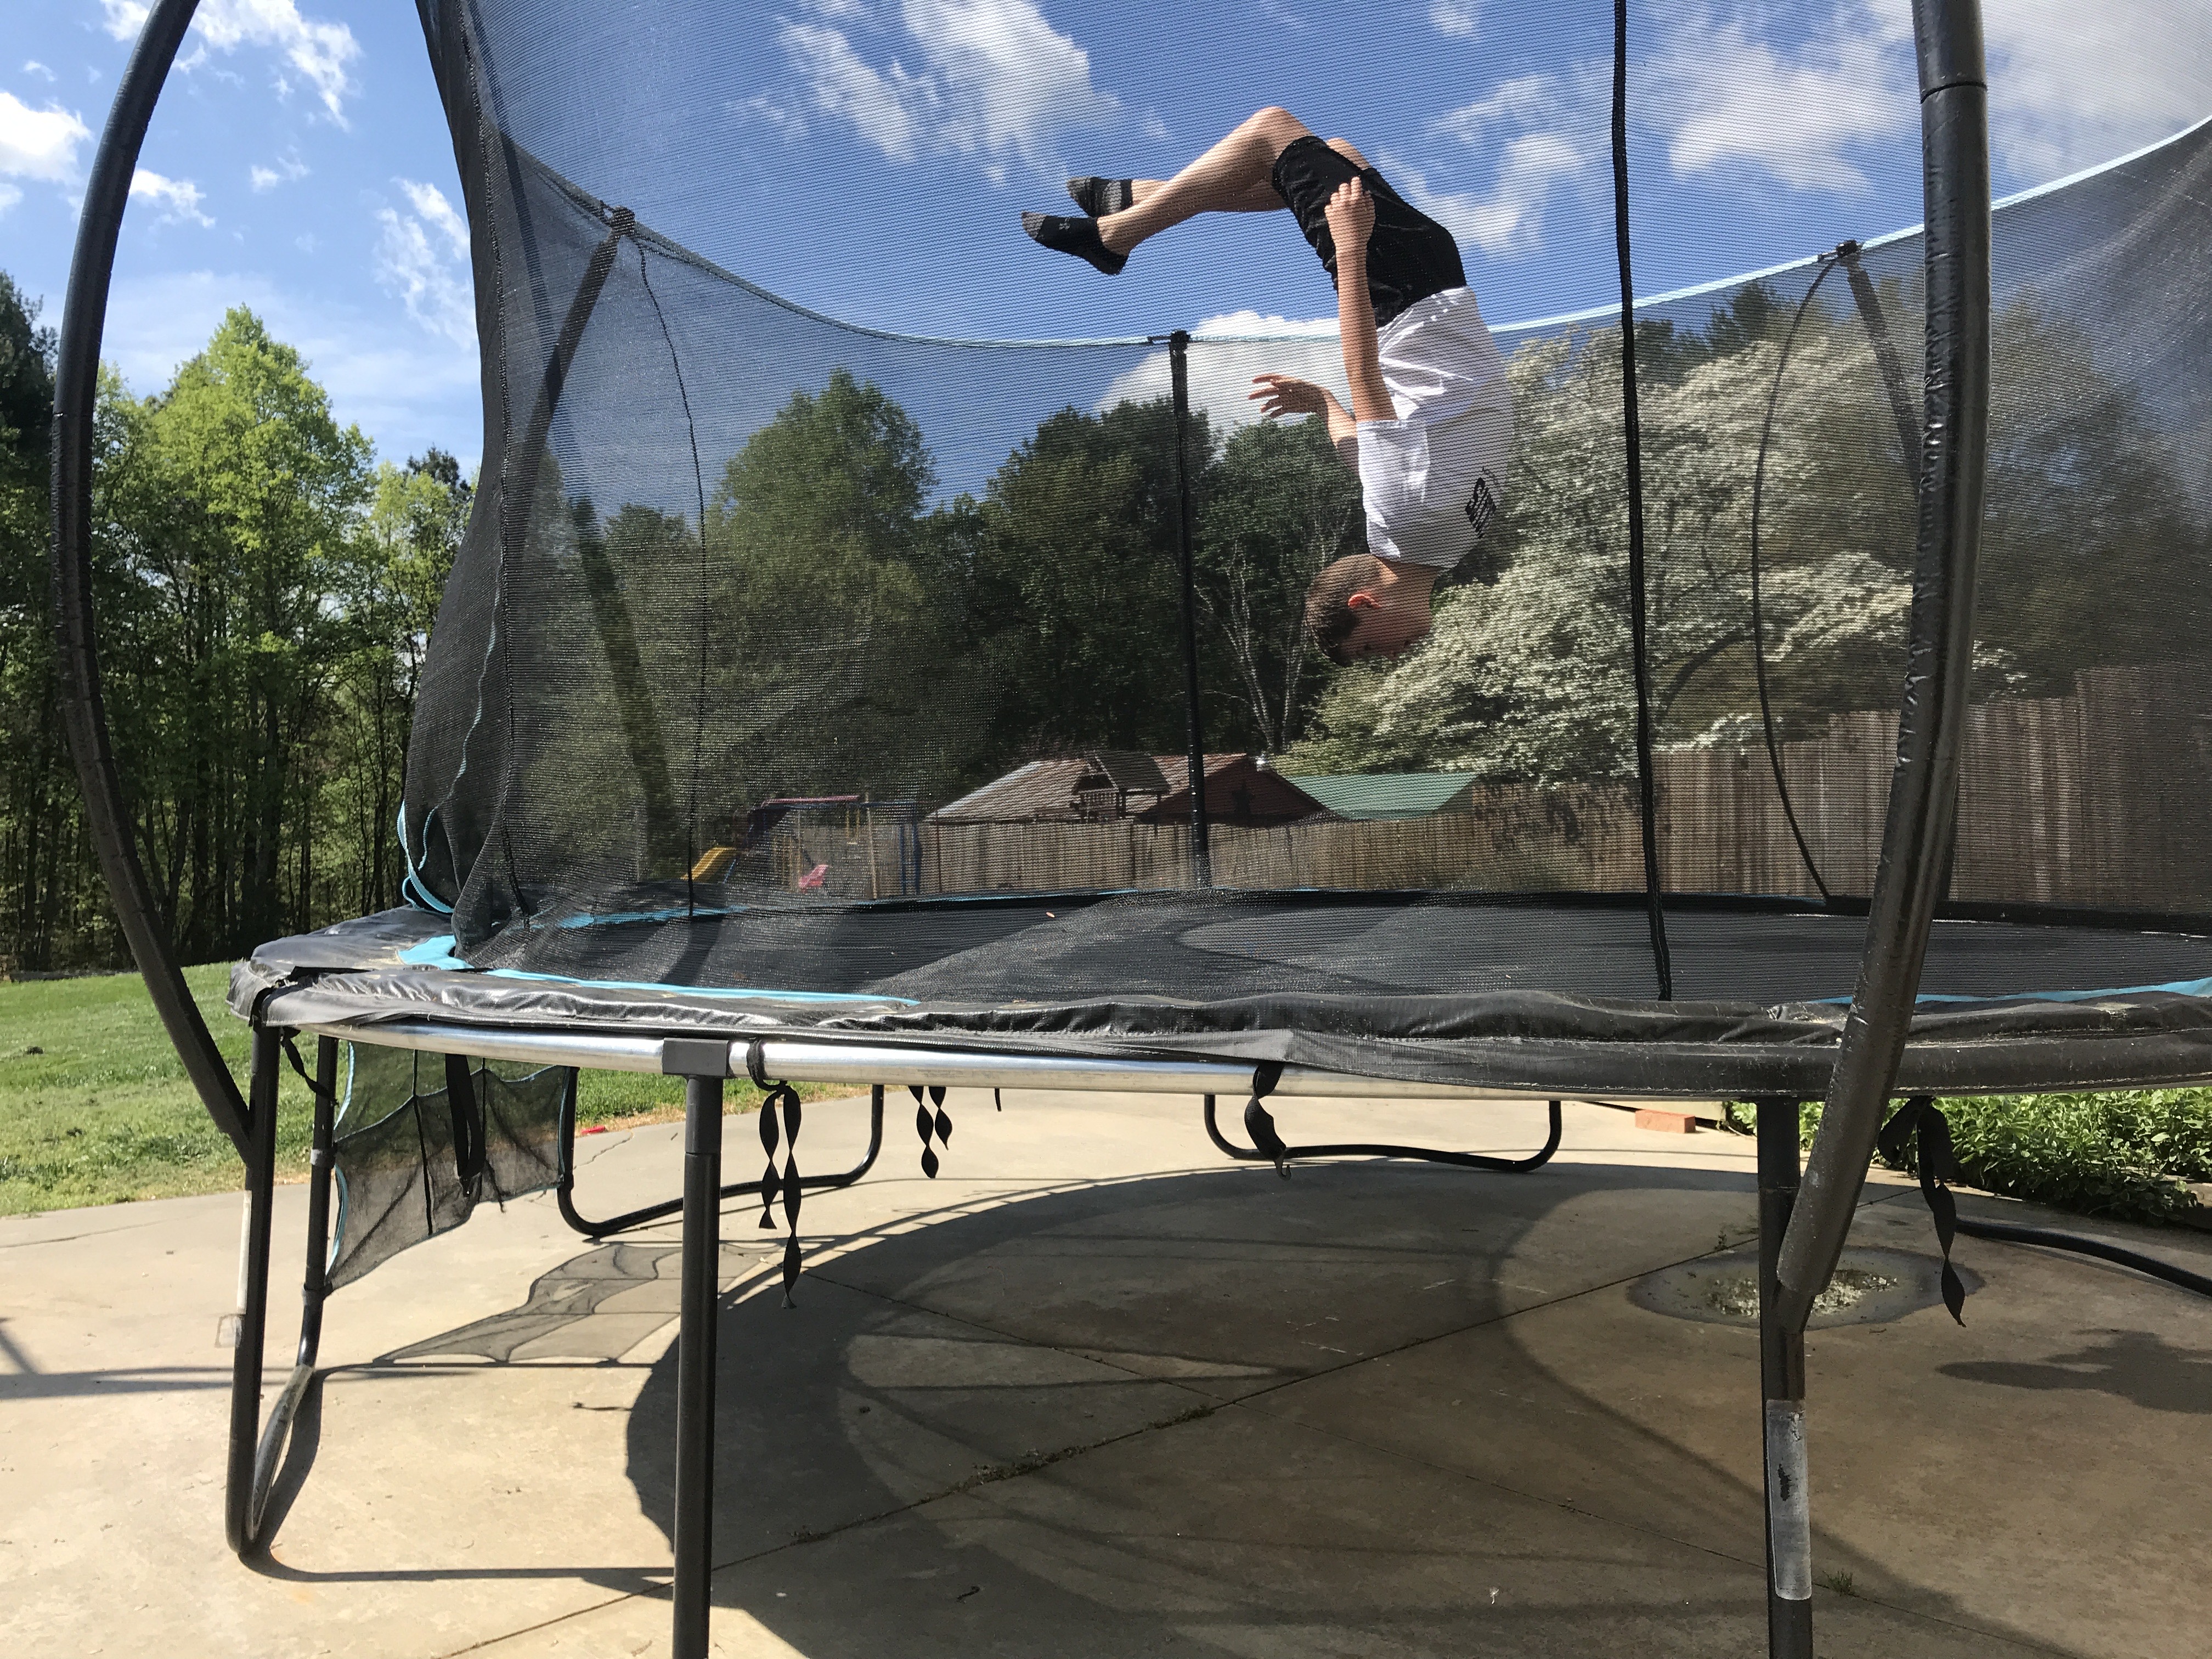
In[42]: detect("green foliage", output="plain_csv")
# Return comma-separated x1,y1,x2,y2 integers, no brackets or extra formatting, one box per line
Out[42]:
701,368,971,816
1792,1090,2212,1226
1286,283,2210,779
960,396,1196,763
1195,415,1364,753
2,278,474,971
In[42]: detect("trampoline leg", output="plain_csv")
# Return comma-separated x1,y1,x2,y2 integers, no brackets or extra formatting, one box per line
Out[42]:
223,1025,280,1556
1757,1099,1813,1658
672,1070,724,1659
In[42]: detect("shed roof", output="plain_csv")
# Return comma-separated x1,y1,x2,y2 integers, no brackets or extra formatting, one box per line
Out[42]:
1285,772,1479,821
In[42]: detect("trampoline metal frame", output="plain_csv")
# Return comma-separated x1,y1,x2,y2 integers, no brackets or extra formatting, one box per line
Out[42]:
49,0,2011,1655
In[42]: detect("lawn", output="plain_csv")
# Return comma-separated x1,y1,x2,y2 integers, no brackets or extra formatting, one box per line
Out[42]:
0,966,788,1217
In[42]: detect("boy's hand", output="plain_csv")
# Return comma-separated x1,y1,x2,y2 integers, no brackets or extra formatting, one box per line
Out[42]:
1249,373,1329,419
1323,177,1375,253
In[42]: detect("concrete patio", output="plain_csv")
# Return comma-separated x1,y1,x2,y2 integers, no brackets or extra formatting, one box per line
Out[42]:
3,1090,2207,1657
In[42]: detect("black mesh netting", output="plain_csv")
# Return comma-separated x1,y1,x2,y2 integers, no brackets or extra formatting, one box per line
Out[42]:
325,1043,568,1289
390,0,2212,1006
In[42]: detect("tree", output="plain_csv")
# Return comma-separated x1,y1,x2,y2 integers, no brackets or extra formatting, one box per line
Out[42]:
1286,297,1926,779
0,273,89,970
957,395,1206,765
95,307,375,956
1194,413,1363,754
1286,281,2212,784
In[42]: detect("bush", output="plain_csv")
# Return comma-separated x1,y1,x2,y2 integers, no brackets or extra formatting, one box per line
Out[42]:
1780,1090,2212,1227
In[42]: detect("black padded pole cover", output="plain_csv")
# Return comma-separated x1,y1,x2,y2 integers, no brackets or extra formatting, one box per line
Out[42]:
1776,0,1990,1330
46,0,249,1158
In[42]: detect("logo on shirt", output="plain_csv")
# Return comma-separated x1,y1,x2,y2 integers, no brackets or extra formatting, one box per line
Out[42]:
1464,476,1498,540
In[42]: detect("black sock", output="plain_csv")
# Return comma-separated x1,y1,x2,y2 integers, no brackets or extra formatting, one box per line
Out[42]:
1021,212,1128,276
1066,176,1135,218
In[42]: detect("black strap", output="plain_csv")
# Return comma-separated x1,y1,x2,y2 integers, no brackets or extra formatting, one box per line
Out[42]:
742,1039,806,1306
910,1084,952,1177
443,1053,488,1198
1242,1061,1289,1179
1877,1095,1968,1323
279,1032,340,1105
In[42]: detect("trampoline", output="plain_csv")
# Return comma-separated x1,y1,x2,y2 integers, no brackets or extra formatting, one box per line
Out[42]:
47,1,2212,1656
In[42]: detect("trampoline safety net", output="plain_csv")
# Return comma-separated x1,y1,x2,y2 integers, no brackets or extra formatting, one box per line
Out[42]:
375,0,2209,1012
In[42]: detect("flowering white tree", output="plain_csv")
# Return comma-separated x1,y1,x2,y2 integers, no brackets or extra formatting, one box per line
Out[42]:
1288,300,1933,781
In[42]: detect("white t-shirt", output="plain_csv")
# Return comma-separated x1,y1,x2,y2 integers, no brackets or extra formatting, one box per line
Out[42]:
1355,287,1515,571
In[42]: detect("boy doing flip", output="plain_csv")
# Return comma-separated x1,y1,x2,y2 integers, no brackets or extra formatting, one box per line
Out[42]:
1025,105,1514,664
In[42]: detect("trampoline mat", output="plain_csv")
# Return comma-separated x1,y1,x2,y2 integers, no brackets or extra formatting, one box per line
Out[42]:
451,890,2212,1008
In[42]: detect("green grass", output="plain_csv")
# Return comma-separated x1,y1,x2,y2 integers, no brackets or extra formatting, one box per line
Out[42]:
0,966,800,1217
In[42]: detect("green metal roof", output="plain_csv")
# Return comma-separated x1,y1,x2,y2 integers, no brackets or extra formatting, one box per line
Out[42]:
1284,772,1479,821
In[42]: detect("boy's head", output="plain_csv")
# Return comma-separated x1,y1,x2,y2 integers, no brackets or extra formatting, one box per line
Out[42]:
1303,552,1437,665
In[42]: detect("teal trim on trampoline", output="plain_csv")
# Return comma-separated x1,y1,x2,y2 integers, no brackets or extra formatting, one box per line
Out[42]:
400,934,470,969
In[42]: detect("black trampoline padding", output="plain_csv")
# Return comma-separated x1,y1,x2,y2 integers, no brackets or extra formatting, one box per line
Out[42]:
234,895,2212,1099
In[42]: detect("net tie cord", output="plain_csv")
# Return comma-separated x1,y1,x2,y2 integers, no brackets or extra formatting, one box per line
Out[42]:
910,1085,953,1178
744,1041,805,1306
1876,1094,1969,1323
1243,1060,1289,1178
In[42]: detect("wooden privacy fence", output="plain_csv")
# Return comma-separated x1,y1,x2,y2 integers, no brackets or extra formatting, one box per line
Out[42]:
768,665,2212,911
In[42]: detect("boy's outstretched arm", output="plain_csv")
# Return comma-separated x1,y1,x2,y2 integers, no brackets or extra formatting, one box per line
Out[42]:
1326,178,1394,424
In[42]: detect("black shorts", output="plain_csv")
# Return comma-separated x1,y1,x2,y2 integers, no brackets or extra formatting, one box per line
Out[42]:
1271,134,1466,331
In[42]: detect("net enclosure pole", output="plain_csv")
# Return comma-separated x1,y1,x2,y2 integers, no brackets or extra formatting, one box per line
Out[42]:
1609,0,1673,999
46,0,247,1156
1776,0,1991,1330
667,1042,731,1659
1169,330,1213,887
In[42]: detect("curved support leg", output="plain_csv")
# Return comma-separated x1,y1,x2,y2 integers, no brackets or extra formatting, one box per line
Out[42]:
1202,1096,1563,1174
225,1030,337,1558
557,1082,886,1238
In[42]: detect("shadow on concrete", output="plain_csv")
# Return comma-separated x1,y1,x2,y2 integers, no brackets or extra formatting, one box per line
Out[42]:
627,1158,2042,1654
1939,1328,2212,1414
258,1156,2111,1650
0,1364,232,1400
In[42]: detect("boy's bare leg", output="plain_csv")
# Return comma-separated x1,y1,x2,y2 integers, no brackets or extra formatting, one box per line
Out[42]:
1125,178,1284,213
1098,105,1314,254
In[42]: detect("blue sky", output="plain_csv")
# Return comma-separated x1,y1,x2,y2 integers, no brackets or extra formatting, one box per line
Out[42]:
2,0,2206,473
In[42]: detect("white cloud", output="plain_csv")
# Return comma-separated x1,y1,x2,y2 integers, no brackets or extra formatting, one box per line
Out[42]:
1632,1,2211,200
1392,69,1608,258
1650,3,1915,194
103,266,483,465
250,151,309,191
781,22,926,163
104,0,360,125
1984,0,2212,182
374,179,476,348
23,60,57,81
1097,311,1347,438
1429,1,1480,37
0,183,21,215
780,0,1122,178
129,168,215,227
0,91,92,184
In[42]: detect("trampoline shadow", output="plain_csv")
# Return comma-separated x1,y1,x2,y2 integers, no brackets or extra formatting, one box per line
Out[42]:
591,1159,2031,1656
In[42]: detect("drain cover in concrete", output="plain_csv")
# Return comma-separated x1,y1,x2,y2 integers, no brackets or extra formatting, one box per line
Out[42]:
1630,1247,1978,1329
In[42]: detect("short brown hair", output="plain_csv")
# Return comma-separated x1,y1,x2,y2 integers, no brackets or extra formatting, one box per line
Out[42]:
1304,553,1384,667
